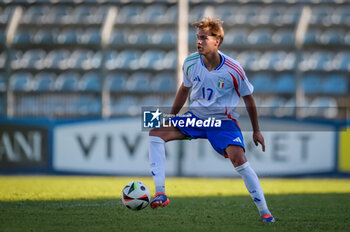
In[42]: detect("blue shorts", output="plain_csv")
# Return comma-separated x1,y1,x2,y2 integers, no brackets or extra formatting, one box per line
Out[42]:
169,112,245,158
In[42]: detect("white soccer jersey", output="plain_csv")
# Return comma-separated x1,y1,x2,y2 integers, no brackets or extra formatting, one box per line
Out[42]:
182,51,254,120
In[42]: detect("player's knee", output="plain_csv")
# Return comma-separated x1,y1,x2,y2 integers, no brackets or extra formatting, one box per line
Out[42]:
226,145,247,167
149,129,167,141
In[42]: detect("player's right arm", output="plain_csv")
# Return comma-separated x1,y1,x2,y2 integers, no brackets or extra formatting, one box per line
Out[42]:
170,83,191,115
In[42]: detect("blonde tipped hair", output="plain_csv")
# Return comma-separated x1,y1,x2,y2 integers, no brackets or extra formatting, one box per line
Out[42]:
193,17,224,45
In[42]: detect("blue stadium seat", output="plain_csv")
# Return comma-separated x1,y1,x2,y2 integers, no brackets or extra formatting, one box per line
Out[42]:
0,73,5,92
248,29,273,45
22,5,47,24
22,49,46,69
272,29,294,45
223,29,248,45
33,72,56,91
111,96,139,115
78,96,101,115
0,29,6,45
215,6,236,22
57,29,80,44
105,51,119,70
105,72,128,92
116,50,142,69
310,97,338,119
70,50,101,70
163,5,178,24
126,29,151,45
143,4,167,23
138,50,165,69
0,52,6,69
33,29,57,44
259,51,286,70
152,73,175,92
320,29,344,45
323,74,348,94
275,74,295,93
281,6,301,25
336,52,350,71
0,6,14,24
258,6,283,25
10,72,33,91
53,5,74,24
310,52,334,71
117,5,144,24
162,51,177,69
249,73,273,93
140,95,162,107
45,49,70,69
79,72,101,91
189,5,206,23
302,74,323,93
151,29,176,45
303,29,321,45
55,72,79,91
109,30,127,45
127,72,151,92
79,28,101,45
13,30,32,44
238,51,261,71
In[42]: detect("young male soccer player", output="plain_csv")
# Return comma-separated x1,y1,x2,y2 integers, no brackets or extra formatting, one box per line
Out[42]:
148,18,275,222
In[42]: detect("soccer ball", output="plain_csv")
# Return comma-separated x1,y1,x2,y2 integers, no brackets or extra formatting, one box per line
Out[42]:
121,181,151,210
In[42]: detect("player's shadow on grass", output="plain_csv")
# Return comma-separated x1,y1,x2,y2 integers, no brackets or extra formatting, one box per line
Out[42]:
1,194,349,232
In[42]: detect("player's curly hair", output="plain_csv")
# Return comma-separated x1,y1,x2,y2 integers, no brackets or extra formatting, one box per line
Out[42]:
192,17,224,45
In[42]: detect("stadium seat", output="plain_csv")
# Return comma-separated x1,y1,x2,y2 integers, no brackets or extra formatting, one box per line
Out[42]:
140,95,162,107
111,96,139,115
78,96,101,115
105,72,128,92
302,74,323,93
79,28,101,45
117,5,144,24
320,29,344,45
189,5,206,23
10,72,33,91
138,50,165,69
310,97,338,119
109,30,127,45
55,72,79,91
151,29,176,45
142,4,167,23
281,6,301,25
0,52,6,69
163,5,178,24
33,72,56,91
33,29,57,44
13,30,32,44
22,49,46,69
0,5,14,24
249,73,273,93
215,6,236,23
323,74,348,94
259,51,287,70
115,50,141,69
223,29,248,45
105,51,119,70
309,51,334,71
127,72,151,92
22,5,49,24
45,49,71,69
272,29,294,45
258,6,283,25
69,50,101,70
57,29,80,44
248,28,273,45
73,5,107,24
275,74,295,93
0,73,5,92
79,72,101,91
126,29,151,45
152,73,175,92
337,52,350,71
303,29,321,45
0,29,6,45
162,51,177,69
238,51,261,71
53,5,75,24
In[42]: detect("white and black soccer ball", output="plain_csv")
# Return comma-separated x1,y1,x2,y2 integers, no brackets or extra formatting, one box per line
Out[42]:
121,181,151,210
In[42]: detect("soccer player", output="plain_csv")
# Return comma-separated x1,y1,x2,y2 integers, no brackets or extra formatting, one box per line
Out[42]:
148,18,275,222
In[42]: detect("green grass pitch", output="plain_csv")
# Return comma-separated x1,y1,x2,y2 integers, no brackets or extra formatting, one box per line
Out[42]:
0,176,350,232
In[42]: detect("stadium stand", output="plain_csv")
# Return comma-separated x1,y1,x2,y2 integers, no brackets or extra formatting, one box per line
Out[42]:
0,0,348,119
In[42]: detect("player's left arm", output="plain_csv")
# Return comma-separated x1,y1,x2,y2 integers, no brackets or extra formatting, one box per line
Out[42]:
243,94,265,152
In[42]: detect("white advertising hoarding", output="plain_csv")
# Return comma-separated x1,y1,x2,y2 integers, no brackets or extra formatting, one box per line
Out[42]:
53,118,179,175
53,118,336,176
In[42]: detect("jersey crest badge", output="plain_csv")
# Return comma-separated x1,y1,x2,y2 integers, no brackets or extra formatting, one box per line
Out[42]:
218,79,224,88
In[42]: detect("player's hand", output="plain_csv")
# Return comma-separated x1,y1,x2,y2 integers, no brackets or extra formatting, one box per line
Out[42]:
253,131,265,152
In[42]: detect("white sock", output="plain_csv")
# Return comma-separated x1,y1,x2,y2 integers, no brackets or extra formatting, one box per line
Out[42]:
149,136,166,194
235,161,271,216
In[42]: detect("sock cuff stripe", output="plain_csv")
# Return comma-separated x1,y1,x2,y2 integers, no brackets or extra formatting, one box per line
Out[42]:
149,136,165,144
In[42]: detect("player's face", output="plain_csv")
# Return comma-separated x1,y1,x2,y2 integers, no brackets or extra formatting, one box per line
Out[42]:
196,28,220,55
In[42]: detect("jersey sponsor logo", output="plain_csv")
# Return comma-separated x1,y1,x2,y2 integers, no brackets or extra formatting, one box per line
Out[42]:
193,75,201,82
232,137,242,143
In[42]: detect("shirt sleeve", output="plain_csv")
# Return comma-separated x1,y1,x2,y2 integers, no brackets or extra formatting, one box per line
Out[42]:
182,63,193,87
237,68,254,96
